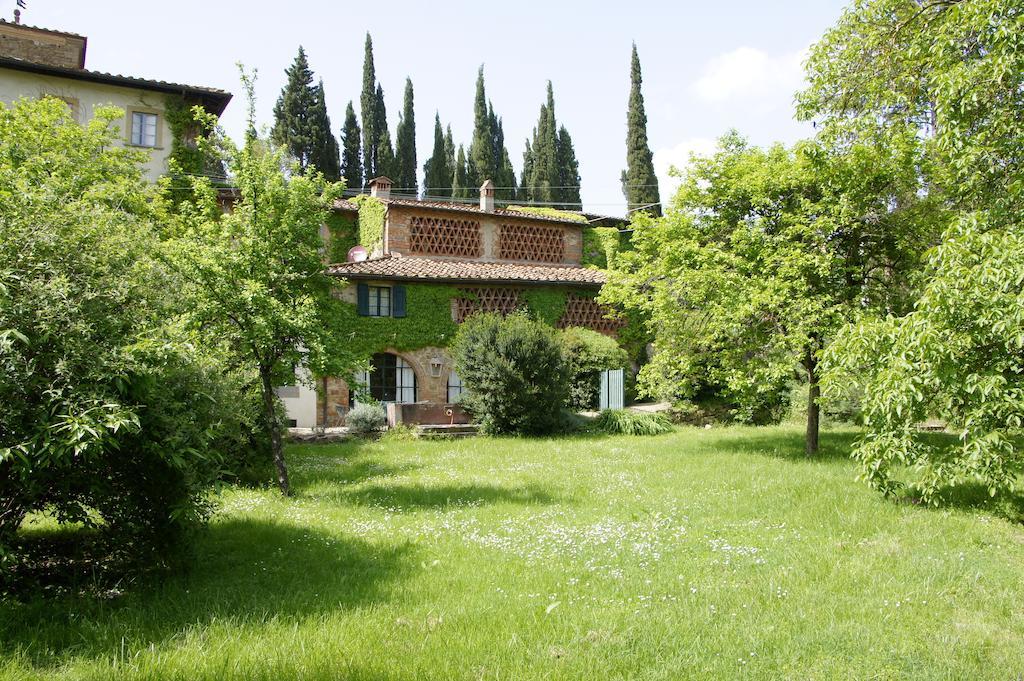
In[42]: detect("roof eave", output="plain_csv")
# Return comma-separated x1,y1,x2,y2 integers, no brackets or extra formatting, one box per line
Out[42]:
0,57,232,116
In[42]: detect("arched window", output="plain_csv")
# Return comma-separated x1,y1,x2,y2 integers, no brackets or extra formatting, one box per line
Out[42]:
447,370,465,403
359,353,416,403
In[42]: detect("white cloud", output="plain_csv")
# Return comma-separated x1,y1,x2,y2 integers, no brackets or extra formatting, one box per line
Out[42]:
691,46,808,107
653,137,718,205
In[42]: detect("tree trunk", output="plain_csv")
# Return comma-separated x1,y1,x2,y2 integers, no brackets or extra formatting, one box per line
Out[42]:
804,347,820,457
260,367,291,496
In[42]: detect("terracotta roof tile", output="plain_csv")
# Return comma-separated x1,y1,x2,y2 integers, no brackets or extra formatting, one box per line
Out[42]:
326,256,606,286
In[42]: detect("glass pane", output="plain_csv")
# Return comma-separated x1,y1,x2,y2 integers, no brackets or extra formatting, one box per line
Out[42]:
131,112,142,145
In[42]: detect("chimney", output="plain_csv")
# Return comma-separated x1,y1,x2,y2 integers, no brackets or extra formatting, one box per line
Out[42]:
369,176,392,200
479,179,495,213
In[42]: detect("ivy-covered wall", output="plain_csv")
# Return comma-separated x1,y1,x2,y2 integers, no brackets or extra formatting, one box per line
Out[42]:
334,283,578,359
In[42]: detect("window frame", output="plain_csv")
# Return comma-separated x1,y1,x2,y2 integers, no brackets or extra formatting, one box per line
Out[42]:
446,370,465,404
125,108,162,149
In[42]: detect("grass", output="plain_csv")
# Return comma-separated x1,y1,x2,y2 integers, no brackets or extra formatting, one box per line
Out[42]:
3,425,1024,679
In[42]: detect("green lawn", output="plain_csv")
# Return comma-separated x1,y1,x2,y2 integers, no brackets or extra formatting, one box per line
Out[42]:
3,426,1024,679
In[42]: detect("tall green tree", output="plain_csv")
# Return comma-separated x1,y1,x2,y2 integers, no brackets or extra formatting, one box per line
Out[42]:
622,43,661,217
423,113,452,197
452,144,469,199
601,132,929,455
340,101,362,191
374,84,395,181
360,33,378,185
394,77,417,194
167,73,355,496
271,46,339,180
802,0,1024,500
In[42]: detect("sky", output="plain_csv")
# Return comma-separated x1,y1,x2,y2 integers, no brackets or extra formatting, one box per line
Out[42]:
19,0,849,216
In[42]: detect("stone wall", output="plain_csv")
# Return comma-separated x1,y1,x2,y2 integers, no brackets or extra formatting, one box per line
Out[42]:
385,205,582,266
0,23,86,69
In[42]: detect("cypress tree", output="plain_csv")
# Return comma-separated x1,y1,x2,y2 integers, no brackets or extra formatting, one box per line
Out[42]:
394,77,418,195
489,107,517,201
374,84,395,181
423,113,452,198
521,138,534,201
467,66,494,188
272,46,339,179
309,79,341,180
555,125,580,209
452,145,469,200
623,43,661,216
340,101,362,192
444,125,455,187
361,33,378,184
523,82,558,205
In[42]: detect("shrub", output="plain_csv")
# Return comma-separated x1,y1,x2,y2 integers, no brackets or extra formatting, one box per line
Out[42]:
559,327,629,411
346,402,386,435
451,312,567,435
593,409,674,436
0,98,245,589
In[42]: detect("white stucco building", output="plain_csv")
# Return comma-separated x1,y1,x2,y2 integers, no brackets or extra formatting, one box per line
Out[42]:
0,19,231,183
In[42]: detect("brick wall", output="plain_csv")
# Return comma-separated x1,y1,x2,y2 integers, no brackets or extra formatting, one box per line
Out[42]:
0,24,86,69
385,205,583,266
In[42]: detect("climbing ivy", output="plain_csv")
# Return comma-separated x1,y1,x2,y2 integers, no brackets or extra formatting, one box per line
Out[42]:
352,194,386,252
521,288,568,326
163,97,225,206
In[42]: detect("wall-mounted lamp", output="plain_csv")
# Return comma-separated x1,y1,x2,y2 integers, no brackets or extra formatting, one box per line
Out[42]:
429,356,444,378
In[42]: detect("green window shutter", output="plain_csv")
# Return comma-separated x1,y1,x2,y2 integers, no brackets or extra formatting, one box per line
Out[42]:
356,283,370,316
392,285,407,318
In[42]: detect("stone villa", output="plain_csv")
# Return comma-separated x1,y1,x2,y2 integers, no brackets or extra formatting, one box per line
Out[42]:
279,177,626,428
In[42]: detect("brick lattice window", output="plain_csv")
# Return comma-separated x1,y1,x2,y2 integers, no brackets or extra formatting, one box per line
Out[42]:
498,223,565,263
455,287,522,322
409,215,482,257
558,294,623,335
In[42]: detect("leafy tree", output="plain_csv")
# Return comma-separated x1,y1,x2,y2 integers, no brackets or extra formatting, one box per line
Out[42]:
340,101,362,191
393,77,417,195
802,0,1024,499
622,43,661,217
0,98,239,576
360,33,378,186
271,47,339,180
374,84,395,181
423,113,452,198
451,312,567,435
165,73,355,496
601,132,931,454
